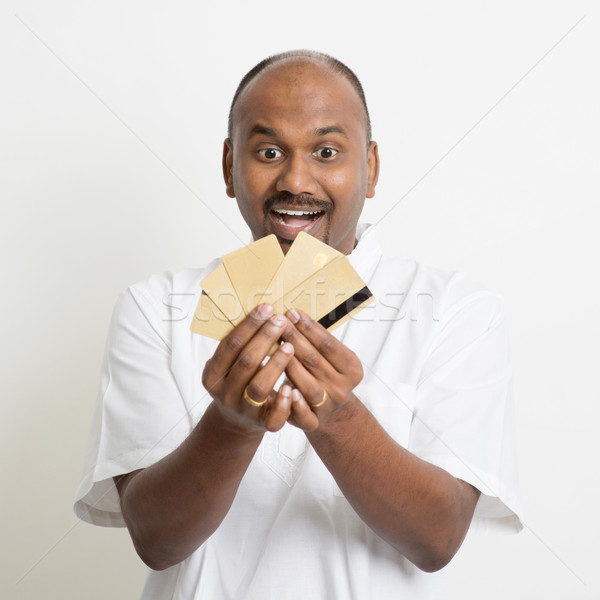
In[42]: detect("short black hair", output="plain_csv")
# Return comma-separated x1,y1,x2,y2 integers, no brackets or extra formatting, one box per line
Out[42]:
227,50,372,142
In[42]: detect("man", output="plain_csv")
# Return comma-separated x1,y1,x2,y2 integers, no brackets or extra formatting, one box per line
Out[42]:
75,50,521,599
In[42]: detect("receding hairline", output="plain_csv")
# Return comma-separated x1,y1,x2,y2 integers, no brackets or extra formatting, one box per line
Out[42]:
227,50,372,143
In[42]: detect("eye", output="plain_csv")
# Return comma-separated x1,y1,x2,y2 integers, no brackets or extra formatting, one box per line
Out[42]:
314,147,338,159
258,148,283,160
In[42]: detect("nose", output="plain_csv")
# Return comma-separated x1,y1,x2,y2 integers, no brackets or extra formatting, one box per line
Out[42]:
275,152,317,196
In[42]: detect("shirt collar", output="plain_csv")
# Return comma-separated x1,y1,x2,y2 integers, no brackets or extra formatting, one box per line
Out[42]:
348,223,383,281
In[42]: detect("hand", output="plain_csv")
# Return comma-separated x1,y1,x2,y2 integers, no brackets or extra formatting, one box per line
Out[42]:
281,308,364,430
201,303,295,434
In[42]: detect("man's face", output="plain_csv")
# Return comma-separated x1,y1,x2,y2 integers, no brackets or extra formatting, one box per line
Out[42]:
223,60,379,255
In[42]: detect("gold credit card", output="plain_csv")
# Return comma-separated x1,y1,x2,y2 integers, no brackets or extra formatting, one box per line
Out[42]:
200,263,246,326
190,290,235,338
271,254,374,332
190,232,373,340
258,232,342,304
222,234,284,314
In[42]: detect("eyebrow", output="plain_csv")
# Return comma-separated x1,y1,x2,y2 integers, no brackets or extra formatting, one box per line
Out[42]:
312,125,348,138
249,124,348,138
250,124,278,137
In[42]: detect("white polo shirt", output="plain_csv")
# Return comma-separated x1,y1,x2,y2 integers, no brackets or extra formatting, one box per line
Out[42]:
74,224,521,599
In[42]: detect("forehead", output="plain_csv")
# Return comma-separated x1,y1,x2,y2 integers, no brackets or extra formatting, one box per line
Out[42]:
231,60,368,142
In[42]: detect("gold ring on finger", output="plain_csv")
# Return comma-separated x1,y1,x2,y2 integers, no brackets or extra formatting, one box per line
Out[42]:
243,386,268,408
310,388,328,408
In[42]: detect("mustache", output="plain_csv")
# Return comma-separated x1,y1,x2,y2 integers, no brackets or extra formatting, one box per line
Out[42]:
264,192,332,214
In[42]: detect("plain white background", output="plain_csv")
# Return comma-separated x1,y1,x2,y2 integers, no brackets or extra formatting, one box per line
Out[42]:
1,1,598,598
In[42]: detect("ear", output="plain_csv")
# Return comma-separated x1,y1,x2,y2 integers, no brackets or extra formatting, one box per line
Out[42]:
222,138,235,198
366,141,380,199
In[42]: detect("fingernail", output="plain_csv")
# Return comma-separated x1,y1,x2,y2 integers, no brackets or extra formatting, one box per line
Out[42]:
271,314,285,326
257,303,273,318
280,342,293,354
287,308,300,323
292,389,303,403
281,384,291,397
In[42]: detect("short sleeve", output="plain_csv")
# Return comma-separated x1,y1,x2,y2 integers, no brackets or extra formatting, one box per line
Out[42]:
74,287,192,527
409,287,522,533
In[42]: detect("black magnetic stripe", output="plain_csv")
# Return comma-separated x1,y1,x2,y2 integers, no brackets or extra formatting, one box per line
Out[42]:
317,286,372,329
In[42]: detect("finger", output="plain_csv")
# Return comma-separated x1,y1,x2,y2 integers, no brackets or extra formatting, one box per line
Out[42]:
204,303,274,383
242,342,294,409
285,356,328,408
226,315,288,395
286,308,349,373
263,384,293,432
289,388,319,431
280,316,336,381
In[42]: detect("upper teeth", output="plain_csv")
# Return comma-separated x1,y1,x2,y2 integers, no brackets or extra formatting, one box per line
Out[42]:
273,209,321,216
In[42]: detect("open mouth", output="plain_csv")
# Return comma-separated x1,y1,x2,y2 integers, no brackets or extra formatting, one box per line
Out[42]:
270,208,325,229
